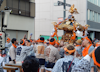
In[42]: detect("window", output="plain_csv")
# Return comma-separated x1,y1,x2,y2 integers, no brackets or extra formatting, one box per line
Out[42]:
98,0,100,6
88,9,90,20
88,9,100,23
12,0,19,14
91,0,94,3
7,0,30,16
98,14,100,23
94,0,97,5
88,10,94,21
7,0,13,8
90,10,94,21
88,0,99,6
94,12,97,22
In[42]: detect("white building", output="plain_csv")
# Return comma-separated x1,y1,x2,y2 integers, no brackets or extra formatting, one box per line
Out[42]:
0,0,35,41
35,0,100,40
35,0,87,40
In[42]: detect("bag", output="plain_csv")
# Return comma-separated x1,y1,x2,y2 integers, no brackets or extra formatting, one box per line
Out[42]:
67,58,74,72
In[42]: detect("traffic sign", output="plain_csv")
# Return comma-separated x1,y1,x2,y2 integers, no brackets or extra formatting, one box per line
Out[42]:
58,1,71,7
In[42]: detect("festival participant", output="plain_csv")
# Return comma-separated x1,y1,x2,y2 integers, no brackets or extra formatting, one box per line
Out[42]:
2,37,12,60
95,40,100,48
1,37,12,56
45,38,60,72
35,39,39,45
74,39,82,59
22,55,39,72
72,46,100,72
23,34,27,41
54,41,59,48
25,40,30,46
29,33,33,45
16,39,34,64
82,36,96,72
34,37,46,72
32,40,36,49
3,37,12,64
25,40,35,56
52,44,79,72
30,39,33,43
59,40,65,58
44,40,48,48
5,37,12,49
93,38,96,42
9,38,17,64
46,41,49,46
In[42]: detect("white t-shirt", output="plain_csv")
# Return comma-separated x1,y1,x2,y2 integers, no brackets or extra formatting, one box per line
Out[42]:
16,45,33,62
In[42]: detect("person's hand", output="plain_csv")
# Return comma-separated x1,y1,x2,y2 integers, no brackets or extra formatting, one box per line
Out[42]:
23,34,26,39
30,33,33,36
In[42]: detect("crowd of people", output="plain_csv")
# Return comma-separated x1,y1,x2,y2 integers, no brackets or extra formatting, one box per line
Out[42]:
0,35,100,72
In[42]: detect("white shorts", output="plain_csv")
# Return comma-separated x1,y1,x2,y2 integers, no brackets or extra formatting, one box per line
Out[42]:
40,65,45,69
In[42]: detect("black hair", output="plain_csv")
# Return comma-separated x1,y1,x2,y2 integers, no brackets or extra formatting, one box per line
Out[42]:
11,38,16,44
33,43,35,44
30,39,33,41
36,42,38,44
40,37,44,41
47,39,49,41
67,45,74,50
88,36,93,44
46,42,49,44
26,40,30,42
65,44,75,55
20,40,23,44
95,46,100,64
22,55,39,72
20,40,25,45
50,38,55,42
94,46,100,70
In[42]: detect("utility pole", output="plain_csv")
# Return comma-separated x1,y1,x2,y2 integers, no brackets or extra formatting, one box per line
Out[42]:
54,0,71,34
54,0,71,20
63,0,66,20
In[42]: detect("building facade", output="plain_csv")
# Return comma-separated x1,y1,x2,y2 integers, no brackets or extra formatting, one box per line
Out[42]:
35,0,87,40
87,0,100,40
0,0,35,41
35,0,100,40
